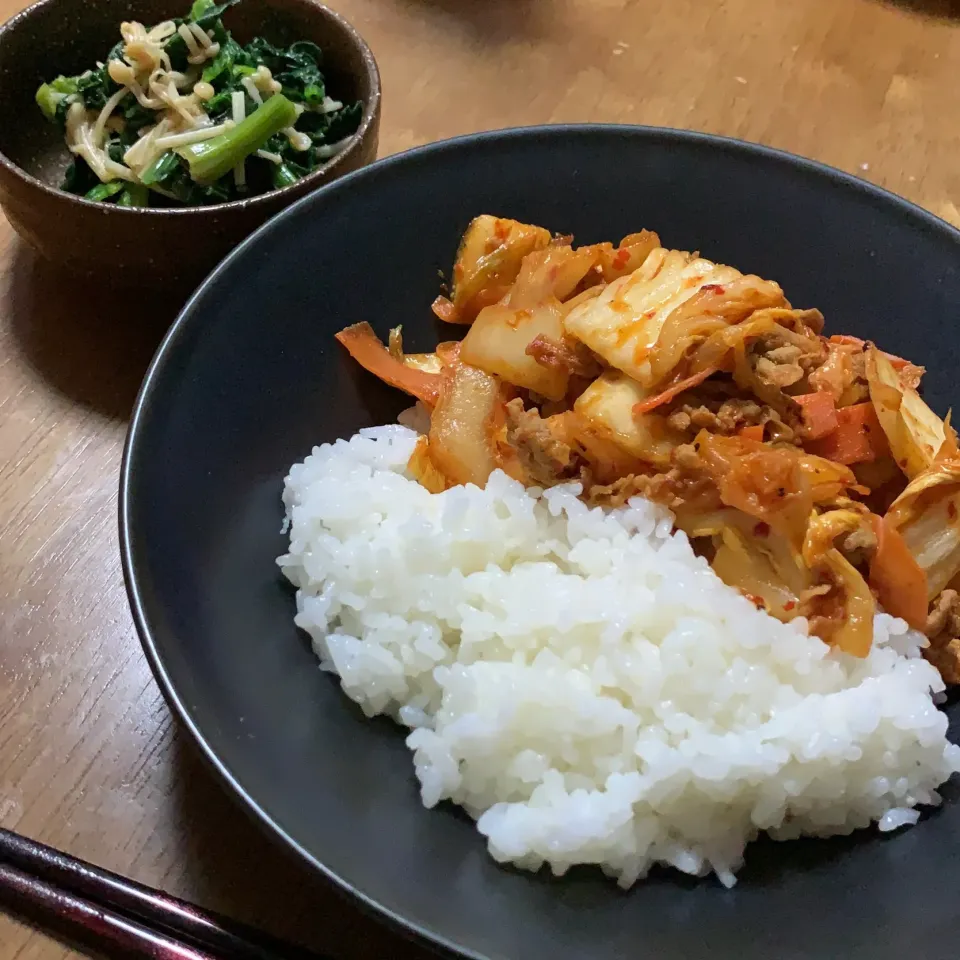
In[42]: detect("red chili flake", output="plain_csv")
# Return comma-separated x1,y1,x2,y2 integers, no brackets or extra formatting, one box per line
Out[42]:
701,283,726,294
744,592,766,609
754,521,771,537
950,501,958,521
613,248,631,269
783,600,796,611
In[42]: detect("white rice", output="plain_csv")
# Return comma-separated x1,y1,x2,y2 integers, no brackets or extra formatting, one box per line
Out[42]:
277,424,960,887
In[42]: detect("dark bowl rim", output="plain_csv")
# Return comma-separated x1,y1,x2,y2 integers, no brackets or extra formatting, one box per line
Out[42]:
0,0,381,216
119,123,960,960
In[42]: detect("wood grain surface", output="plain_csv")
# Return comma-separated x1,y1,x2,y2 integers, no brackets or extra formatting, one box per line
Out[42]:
2,0,960,956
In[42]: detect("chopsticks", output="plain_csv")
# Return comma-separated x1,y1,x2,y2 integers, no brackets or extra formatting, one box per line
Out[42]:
0,827,326,959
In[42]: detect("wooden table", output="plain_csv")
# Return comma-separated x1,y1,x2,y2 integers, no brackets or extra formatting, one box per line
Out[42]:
2,0,959,955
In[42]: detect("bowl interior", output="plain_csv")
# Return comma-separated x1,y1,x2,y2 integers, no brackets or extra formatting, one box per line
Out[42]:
123,126,960,960
0,0,371,189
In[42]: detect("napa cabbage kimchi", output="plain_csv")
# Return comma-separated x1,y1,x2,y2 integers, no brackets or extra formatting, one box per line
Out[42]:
335,215,960,682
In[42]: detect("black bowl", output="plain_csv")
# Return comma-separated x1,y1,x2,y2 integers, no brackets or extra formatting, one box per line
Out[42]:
121,125,960,960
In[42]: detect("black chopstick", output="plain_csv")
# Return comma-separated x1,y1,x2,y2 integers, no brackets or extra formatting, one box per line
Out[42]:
1,860,218,960
0,827,325,960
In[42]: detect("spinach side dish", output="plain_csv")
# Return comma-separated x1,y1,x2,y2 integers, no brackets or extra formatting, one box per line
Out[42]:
36,0,363,207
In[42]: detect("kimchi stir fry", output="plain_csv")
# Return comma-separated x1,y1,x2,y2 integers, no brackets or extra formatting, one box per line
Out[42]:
335,215,960,682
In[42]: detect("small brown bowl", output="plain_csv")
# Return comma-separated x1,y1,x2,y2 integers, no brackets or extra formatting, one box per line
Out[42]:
0,0,380,290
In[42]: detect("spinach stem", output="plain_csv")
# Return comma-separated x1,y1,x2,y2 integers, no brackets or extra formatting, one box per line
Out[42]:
177,94,298,184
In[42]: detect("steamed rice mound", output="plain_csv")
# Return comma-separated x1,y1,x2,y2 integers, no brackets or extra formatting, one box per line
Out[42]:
278,424,960,887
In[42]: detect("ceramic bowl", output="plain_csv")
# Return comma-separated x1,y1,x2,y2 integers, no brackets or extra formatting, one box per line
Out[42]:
0,0,380,290
122,124,960,960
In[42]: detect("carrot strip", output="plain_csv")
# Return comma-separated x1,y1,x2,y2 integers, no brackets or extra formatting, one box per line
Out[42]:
805,402,887,464
869,514,928,630
828,335,911,371
335,322,442,407
632,366,718,416
739,424,765,442
793,391,839,439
